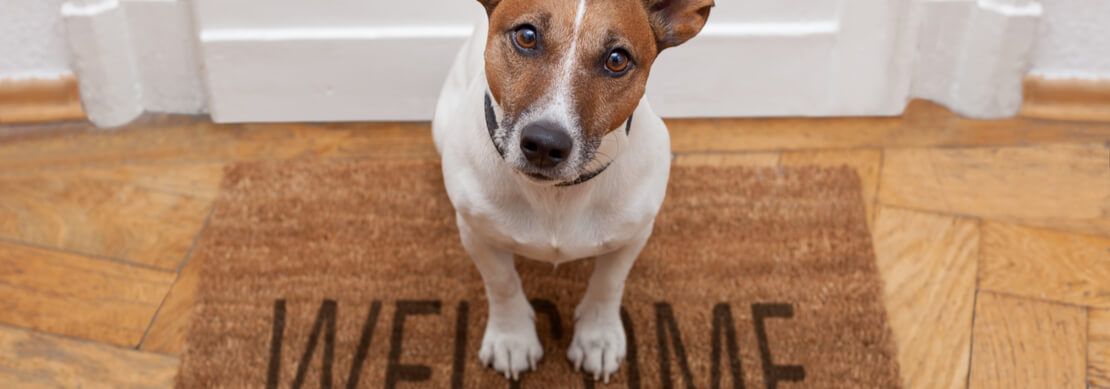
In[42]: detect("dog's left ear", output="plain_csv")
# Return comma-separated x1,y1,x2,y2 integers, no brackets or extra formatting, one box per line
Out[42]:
643,0,714,51
477,0,500,15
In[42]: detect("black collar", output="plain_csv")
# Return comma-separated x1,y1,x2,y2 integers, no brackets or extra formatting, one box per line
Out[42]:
484,92,632,187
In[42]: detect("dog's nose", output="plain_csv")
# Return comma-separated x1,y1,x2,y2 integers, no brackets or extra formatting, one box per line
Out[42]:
520,121,572,168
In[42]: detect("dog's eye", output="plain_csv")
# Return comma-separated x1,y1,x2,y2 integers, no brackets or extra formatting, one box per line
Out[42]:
513,26,538,50
604,49,631,75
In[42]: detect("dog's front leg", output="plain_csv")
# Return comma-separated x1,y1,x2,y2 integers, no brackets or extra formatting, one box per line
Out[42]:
569,225,652,383
457,217,542,380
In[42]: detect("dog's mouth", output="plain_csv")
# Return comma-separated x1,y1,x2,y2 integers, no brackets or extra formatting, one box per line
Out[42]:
525,172,552,180
513,162,583,185
512,152,615,187
512,166,563,183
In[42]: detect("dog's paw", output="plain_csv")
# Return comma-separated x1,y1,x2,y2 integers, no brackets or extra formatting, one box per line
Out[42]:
478,322,544,380
568,309,626,383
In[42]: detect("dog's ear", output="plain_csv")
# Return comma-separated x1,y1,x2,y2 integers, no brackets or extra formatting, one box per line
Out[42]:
643,0,714,51
477,0,500,15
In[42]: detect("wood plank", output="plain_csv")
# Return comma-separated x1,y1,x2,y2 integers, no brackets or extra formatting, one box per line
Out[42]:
140,252,202,355
1092,309,1110,388
879,143,1110,236
969,292,1087,389
672,151,780,167
980,222,1110,308
0,163,220,269
667,99,1110,153
0,75,85,124
0,162,225,199
0,325,178,388
1022,75,1110,122
0,118,438,171
782,149,882,227
3,99,1109,172
0,242,176,347
872,206,978,389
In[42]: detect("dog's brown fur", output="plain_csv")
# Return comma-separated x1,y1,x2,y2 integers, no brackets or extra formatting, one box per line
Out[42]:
481,0,712,140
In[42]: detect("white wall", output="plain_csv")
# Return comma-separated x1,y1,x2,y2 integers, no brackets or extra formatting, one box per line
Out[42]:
1030,0,1110,79
0,0,72,79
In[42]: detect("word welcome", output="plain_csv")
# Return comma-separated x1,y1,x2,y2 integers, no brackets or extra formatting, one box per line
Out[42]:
266,300,805,389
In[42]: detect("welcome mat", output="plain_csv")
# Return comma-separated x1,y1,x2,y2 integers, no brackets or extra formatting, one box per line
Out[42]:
177,160,901,388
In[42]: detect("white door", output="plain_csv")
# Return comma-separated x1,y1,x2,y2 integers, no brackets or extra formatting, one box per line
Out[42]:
60,0,1041,126
192,0,909,121
648,0,909,117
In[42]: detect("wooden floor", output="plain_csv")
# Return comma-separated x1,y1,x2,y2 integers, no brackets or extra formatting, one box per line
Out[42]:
1,100,1108,388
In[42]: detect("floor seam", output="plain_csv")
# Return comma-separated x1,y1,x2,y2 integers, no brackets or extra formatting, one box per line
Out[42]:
135,203,216,351
0,236,174,273
872,149,886,227
977,289,1100,310
0,322,180,359
872,204,1110,239
966,219,983,388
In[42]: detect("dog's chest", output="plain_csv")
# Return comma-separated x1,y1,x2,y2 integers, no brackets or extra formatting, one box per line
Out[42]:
457,192,649,263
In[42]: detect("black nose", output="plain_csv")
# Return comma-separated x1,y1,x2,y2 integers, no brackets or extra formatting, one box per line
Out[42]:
520,121,572,168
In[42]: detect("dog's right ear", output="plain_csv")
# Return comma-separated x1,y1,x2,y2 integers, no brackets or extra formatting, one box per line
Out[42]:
477,0,500,15
644,0,714,51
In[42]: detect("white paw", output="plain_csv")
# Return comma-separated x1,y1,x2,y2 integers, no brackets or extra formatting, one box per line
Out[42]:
568,308,626,383
478,320,544,380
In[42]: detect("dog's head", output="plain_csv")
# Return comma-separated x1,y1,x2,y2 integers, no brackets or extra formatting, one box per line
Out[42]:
479,0,713,184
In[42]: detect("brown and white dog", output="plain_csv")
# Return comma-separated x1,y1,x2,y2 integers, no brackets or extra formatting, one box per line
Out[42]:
432,0,712,382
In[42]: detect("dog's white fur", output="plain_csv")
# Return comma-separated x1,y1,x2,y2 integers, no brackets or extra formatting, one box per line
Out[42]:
432,16,671,382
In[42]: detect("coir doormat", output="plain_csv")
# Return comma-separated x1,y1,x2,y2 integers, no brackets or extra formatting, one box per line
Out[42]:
177,160,901,388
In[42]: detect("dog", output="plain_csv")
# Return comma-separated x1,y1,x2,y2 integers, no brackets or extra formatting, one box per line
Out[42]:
432,0,713,382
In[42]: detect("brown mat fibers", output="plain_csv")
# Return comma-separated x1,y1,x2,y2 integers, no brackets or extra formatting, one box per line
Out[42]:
178,160,901,388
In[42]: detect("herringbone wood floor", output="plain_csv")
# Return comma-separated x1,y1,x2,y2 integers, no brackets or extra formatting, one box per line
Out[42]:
1,100,1108,388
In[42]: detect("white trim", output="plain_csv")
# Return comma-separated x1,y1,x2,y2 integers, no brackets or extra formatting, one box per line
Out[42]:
978,0,1043,16
200,26,475,42
1028,70,1110,81
62,0,205,127
60,0,119,16
0,71,75,81
62,0,142,127
698,21,839,37
910,0,1042,118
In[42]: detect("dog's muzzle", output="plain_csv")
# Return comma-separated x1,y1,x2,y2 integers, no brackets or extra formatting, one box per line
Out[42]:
484,92,632,187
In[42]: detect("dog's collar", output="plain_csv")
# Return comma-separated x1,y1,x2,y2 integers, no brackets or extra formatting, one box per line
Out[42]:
484,92,632,187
